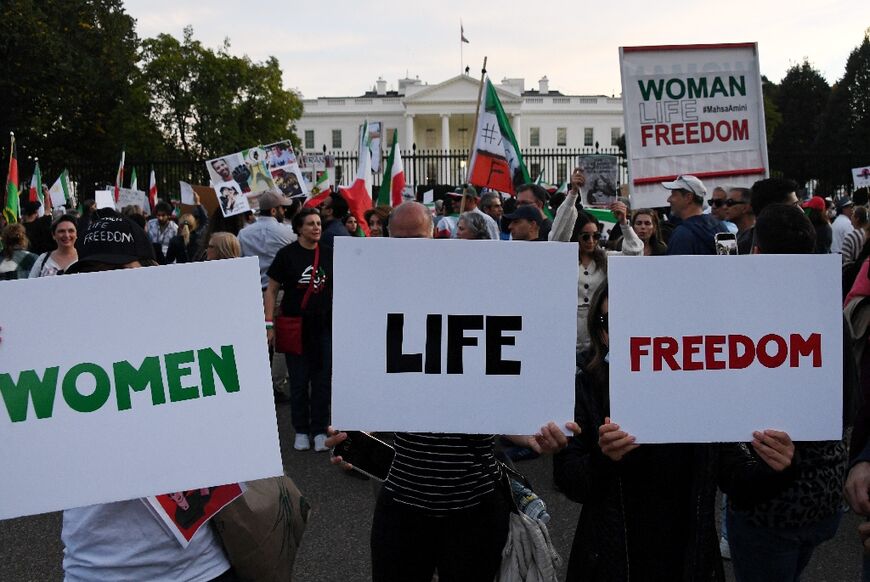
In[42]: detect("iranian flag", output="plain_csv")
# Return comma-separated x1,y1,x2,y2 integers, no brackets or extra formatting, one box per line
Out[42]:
29,161,44,216
48,169,71,208
148,168,158,211
468,78,530,195
130,167,138,191
3,133,19,224
114,149,125,203
338,122,373,236
377,131,405,207
303,171,333,208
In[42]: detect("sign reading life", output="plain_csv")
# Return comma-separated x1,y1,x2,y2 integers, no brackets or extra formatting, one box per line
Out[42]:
332,238,577,434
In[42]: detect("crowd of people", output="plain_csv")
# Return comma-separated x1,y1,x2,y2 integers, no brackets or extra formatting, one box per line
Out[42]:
1,166,869,582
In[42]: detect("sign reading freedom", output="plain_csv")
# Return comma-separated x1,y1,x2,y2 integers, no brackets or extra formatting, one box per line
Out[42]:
0,258,283,519
619,43,769,208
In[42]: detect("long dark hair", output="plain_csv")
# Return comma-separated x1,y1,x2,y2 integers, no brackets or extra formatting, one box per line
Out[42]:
574,211,607,271
632,208,667,254
585,281,609,387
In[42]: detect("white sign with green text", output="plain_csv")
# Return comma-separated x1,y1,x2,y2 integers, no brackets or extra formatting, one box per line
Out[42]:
0,258,282,519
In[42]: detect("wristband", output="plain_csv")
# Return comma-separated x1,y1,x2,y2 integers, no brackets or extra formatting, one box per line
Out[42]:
265,321,274,330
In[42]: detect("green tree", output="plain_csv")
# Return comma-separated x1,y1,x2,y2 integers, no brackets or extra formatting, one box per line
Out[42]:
768,62,830,184
141,27,303,159
0,0,167,170
761,75,782,144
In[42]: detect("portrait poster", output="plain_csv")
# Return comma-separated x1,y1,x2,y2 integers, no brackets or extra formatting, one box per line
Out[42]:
578,155,618,207
853,166,870,190
214,179,250,217
146,483,245,547
265,140,307,199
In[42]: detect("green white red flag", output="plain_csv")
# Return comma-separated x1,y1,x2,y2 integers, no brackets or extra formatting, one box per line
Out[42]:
377,131,405,207
148,169,157,211
29,160,44,216
48,169,71,208
130,167,138,191
337,122,373,236
303,171,332,208
468,78,530,195
114,150,125,203
3,133,19,223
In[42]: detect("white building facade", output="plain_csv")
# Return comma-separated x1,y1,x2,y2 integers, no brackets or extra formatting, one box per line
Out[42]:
296,74,625,185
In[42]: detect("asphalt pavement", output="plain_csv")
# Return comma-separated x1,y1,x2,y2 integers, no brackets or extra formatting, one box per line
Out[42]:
0,400,864,580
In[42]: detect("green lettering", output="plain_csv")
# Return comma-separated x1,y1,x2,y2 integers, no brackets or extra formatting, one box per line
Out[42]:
686,77,709,99
637,78,664,101
710,76,728,97
665,78,685,99
729,75,746,97
198,346,241,397
62,363,111,413
113,357,167,411
0,367,60,422
166,350,199,402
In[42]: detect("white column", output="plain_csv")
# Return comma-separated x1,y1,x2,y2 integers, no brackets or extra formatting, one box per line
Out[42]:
404,114,415,149
511,114,522,148
441,114,451,151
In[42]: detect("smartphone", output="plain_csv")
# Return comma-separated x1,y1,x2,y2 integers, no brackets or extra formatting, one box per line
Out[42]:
715,232,738,255
331,431,395,482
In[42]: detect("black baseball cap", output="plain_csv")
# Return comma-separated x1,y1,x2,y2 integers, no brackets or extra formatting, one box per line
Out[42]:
503,205,543,224
66,209,155,273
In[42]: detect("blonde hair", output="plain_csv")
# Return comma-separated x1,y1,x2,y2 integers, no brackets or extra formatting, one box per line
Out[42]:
208,232,241,259
178,213,197,246
2,224,29,258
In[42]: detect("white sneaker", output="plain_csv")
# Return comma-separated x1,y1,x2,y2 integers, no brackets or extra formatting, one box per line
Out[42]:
314,434,329,452
294,434,310,451
719,536,731,560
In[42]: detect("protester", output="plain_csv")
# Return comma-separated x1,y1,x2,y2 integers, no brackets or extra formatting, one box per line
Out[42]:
21,201,55,255
165,213,200,264
29,214,77,277
456,211,491,240
843,206,868,265
196,208,247,261
0,223,37,280
616,208,667,255
724,187,755,254
205,232,241,260
238,192,295,289
342,214,360,235
554,281,797,581
265,208,333,452
364,206,391,237
146,200,179,263
662,175,729,255
318,192,351,247
325,201,575,582
710,186,739,233
802,196,832,253
503,205,542,241
479,193,508,239
75,199,97,242
60,210,235,582
516,183,552,240
832,195,856,254
448,185,499,240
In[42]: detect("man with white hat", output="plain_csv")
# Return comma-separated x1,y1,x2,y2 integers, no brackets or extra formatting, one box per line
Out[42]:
662,175,729,255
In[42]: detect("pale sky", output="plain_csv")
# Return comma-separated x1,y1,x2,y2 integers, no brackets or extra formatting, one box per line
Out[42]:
126,0,869,99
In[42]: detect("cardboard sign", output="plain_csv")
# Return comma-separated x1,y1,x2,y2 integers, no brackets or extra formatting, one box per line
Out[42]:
331,238,578,434
608,255,843,443
0,258,283,519
853,166,870,190
619,43,769,208
95,190,114,210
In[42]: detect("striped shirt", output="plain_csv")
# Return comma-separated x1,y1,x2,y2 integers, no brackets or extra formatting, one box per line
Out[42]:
383,433,501,513
842,229,865,265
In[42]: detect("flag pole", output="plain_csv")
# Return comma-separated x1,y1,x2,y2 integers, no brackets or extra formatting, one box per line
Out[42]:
461,56,487,216
460,19,463,74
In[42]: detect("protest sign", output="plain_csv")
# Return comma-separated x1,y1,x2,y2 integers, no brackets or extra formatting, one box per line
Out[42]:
363,121,383,173
146,483,245,547
619,43,769,208
180,181,196,205
853,166,870,190
264,140,307,199
578,155,618,207
608,255,842,443
95,190,114,209
332,238,577,434
117,187,148,214
214,180,250,218
0,258,282,519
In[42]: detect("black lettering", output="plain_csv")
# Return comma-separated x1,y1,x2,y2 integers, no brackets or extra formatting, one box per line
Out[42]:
424,314,442,374
485,316,522,375
386,313,422,373
446,315,484,374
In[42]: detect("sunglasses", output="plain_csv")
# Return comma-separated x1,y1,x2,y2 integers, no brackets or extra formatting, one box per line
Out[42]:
580,232,602,242
710,198,747,208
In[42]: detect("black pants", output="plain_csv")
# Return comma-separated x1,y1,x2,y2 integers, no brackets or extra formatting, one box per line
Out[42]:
370,489,510,582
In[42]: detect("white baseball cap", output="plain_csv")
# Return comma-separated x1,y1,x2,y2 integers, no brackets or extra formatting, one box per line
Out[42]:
661,175,707,198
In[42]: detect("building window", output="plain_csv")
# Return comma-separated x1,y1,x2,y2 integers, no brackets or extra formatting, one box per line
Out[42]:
584,128,594,147
556,127,567,147
529,127,540,147
556,162,567,184
457,128,468,147
304,130,315,150
332,129,342,149
425,128,435,149
611,127,621,147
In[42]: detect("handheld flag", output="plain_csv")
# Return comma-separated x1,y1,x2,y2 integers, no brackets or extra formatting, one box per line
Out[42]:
467,78,530,195
130,167,138,192
337,122,373,236
377,131,405,207
29,160,44,216
3,133,19,223
304,171,332,208
148,169,158,212
48,170,71,208
114,150,125,203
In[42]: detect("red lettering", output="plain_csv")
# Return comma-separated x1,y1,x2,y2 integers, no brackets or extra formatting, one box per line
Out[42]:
716,120,731,141
655,124,671,146
671,123,685,145
756,334,788,368
732,119,749,141
701,121,715,143
682,335,703,371
728,335,755,369
653,336,681,371
685,122,699,144
790,333,822,367
630,337,652,371
641,125,654,147
704,335,727,370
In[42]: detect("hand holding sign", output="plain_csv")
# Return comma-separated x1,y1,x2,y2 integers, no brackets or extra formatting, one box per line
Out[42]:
750,430,794,472
845,462,870,515
609,201,628,225
598,418,639,462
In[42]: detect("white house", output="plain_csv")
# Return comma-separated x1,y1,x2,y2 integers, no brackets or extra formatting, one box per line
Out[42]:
297,74,624,154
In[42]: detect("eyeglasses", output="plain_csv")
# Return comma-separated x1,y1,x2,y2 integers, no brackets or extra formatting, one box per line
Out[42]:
709,199,726,208
580,232,602,242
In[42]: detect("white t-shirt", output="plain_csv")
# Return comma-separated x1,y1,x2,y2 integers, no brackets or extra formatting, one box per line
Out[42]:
832,214,854,254
62,499,230,582
29,252,76,278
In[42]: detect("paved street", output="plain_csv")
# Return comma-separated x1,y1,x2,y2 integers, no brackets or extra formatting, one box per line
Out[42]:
0,400,864,580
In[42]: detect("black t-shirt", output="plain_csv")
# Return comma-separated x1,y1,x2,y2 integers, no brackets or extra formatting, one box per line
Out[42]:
267,242,333,317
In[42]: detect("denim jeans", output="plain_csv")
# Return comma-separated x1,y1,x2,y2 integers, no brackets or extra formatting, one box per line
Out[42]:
285,330,332,436
726,509,841,582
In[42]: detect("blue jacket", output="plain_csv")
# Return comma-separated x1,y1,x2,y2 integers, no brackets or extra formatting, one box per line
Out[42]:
667,214,728,256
